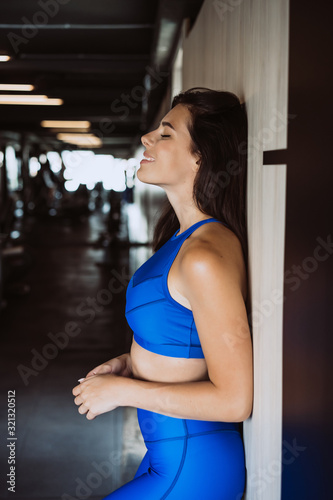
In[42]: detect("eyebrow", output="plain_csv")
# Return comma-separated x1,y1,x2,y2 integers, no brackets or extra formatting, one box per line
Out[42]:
161,120,175,131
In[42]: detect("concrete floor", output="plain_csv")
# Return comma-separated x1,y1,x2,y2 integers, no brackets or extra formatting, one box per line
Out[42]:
0,212,146,499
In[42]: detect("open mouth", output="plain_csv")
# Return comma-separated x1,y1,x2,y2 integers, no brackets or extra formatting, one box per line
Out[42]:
141,153,155,163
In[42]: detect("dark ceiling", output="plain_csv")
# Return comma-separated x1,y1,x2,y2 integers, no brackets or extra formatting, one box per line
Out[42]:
0,0,204,157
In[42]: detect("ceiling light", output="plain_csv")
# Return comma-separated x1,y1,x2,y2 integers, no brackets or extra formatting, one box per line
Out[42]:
0,84,34,91
41,120,91,129
0,95,63,105
56,133,102,147
0,55,11,62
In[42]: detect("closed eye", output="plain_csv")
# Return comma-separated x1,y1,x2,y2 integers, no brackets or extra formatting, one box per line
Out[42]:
161,134,170,138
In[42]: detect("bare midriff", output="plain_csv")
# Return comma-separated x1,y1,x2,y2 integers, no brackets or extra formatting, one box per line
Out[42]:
130,339,209,383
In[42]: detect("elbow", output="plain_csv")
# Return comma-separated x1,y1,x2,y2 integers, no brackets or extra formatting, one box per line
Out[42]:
211,376,253,422
229,401,252,423
236,401,253,422
235,391,253,422
218,390,253,423
233,380,253,422
235,384,253,421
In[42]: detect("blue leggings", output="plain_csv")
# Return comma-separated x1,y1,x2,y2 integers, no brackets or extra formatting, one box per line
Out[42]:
103,408,246,499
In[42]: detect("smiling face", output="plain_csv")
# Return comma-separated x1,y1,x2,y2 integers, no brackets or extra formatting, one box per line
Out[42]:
137,104,199,191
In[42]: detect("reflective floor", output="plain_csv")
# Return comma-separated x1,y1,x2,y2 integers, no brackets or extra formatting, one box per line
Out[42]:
0,212,146,499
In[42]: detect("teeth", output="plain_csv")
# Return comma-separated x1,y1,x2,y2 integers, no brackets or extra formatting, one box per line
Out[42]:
145,157,155,161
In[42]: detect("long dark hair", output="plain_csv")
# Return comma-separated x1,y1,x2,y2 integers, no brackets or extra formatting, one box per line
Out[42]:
152,87,248,263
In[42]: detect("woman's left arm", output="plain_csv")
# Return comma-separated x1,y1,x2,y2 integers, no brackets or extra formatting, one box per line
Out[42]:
73,243,253,421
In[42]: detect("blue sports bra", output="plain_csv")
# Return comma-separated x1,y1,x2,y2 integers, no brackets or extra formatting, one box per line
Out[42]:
125,218,226,358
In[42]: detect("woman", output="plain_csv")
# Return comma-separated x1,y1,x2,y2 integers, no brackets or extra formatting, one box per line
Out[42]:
73,88,253,499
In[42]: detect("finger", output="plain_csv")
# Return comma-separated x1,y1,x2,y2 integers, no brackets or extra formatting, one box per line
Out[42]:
72,385,81,396
97,364,114,375
86,411,97,420
78,404,89,415
74,396,83,406
86,363,109,377
86,360,119,378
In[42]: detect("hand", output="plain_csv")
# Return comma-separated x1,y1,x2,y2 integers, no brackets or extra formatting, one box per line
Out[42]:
83,353,132,380
72,373,126,420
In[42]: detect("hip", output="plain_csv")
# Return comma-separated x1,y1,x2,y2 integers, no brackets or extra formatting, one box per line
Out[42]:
137,408,241,442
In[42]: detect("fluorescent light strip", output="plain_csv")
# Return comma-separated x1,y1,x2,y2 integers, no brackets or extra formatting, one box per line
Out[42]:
41,120,91,129
0,55,11,62
57,133,102,147
0,95,63,105
0,84,34,91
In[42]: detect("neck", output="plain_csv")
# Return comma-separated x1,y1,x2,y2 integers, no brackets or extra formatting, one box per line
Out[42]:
165,187,212,234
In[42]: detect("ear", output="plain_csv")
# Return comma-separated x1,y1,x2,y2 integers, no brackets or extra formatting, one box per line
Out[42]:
192,153,201,173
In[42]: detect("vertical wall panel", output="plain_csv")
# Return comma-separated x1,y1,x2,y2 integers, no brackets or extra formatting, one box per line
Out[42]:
182,1,289,499
244,164,286,499
183,0,289,150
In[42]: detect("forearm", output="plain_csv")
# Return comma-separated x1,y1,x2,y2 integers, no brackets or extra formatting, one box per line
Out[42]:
121,377,249,422
120,351,133,376
85,352,133,379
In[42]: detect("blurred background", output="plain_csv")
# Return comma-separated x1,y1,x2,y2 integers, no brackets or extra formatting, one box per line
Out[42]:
0,2,204,499
0,1,332,500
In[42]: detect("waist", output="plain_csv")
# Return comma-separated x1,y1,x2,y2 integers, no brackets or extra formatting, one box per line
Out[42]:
137,408,240,442
134,332,204,358
131,339,208,383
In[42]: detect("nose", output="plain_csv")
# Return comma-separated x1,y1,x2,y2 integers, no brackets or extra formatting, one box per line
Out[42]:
141,132,152,147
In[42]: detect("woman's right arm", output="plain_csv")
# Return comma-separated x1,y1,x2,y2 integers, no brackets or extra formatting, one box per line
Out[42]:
85,353,133,379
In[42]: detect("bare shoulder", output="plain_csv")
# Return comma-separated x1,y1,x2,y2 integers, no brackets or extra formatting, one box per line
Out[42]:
179,222,247,299
181,221,245,268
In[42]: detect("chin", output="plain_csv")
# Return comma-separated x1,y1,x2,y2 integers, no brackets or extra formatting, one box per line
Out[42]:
136,167,149,184
137,168,160,186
